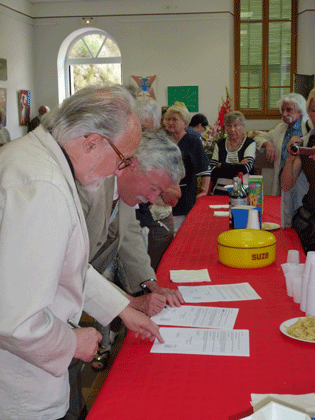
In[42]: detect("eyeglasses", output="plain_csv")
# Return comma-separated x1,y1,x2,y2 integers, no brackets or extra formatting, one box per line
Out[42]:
85,134,132,170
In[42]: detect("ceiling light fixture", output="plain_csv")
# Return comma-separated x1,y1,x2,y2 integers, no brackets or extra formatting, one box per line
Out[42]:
81,17,95,26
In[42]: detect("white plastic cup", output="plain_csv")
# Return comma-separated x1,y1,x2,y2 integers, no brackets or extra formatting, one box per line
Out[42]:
287,250,300,264
281,263,303,276
284,272,294,297
291,275,302,303
306,286,315,317
301,251,315,312
246,209,260,230
305,263,315,316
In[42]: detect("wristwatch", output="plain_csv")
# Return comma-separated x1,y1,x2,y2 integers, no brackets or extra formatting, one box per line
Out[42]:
140,279,157,292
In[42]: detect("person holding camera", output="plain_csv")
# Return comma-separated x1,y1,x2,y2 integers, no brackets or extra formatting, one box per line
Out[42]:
281,88,315,253
255,93,312,227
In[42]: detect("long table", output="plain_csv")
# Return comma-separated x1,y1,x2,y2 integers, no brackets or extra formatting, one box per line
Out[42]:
87,196,314,420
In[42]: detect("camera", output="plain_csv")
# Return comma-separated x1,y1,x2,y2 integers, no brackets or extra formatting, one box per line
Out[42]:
290,143,315,156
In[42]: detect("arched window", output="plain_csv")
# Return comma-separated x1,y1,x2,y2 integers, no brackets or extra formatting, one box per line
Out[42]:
59,29,121,102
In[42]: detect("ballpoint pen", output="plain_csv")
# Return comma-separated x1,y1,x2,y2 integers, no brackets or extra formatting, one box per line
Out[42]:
67,319,107,350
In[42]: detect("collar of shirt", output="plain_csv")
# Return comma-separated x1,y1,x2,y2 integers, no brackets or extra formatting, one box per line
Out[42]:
60,146,75,179
113,176,119,200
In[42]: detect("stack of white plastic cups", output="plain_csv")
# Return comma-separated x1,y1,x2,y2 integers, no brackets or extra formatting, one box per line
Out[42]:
300,251,315,316
281,250,303,303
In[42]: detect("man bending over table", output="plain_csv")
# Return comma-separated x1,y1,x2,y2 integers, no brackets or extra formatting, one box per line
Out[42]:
77,129,185,370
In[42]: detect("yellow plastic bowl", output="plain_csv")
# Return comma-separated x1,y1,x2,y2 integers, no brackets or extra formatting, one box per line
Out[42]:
217,229,276,268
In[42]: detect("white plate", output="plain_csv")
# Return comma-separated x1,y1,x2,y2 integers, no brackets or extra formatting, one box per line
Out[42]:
280,317,315,343
262,222,280,231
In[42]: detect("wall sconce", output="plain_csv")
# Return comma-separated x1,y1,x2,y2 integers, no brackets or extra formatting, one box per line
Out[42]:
81,17,95,26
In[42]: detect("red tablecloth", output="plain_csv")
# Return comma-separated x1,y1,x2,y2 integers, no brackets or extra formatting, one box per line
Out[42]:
87,196,313,420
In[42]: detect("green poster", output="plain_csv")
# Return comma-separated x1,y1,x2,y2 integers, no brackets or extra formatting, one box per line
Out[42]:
167,86,199,112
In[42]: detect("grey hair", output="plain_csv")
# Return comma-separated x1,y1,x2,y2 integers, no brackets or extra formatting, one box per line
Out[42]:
136,98,161,130
41,84,136,146
277,92,308,120
306,88,315,116
134,129,185,184
223,111,246,128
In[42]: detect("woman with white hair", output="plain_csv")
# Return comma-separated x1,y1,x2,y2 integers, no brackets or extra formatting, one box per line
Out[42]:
165,102,210,231
209,111,256,195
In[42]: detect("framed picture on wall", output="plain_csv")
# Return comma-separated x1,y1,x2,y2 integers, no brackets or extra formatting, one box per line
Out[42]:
167,86,199,112
19,90,31,126
0,88,7,126
0,59,7,81
130,75,157,100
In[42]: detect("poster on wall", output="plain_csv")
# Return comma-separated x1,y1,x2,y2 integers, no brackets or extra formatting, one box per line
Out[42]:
167,86,199,112
0,59,7,81
19,90,31,126
0,88,7,126
130,75,157,100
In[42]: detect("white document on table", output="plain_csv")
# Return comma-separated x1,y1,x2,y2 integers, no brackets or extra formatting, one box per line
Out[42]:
178,282,261,303
170,269,211,283
151,306,238,330
151,327,250,357
209,204,230,209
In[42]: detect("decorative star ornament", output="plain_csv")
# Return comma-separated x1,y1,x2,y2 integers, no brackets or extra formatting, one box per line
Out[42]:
131,75,156,100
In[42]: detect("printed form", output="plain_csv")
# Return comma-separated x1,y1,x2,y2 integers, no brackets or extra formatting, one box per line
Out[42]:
178,282,261,303
151,328,250,357
151,306,239,330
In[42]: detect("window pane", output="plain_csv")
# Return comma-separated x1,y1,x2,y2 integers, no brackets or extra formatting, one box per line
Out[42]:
268,20,291,106
269,0,291,20
240,88,262,110
69,39,91,58
269,64,290,86
71,64,121,93
269,22,291,65
83,34,106,58
240,23,262,65
240,0,262,21
269,87,290,109
99,38,121,58
240,66,261,87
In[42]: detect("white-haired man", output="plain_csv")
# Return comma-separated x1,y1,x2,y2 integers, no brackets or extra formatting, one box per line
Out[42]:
255,92,313,227
0,84,163,420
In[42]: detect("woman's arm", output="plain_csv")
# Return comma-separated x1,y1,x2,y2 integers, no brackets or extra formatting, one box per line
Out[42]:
281,137,303,191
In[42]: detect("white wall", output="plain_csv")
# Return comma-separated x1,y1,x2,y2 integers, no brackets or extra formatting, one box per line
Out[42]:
1,0,315,141
32,5,234,128
0,1,34,140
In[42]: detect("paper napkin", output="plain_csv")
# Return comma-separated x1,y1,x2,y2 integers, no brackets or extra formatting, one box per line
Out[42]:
251,393,315,418
170,269,211,283
209,204,229,209
214,211,229,217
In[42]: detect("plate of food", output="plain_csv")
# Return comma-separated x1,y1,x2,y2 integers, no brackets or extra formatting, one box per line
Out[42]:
262,222,280,231
280,316,315,343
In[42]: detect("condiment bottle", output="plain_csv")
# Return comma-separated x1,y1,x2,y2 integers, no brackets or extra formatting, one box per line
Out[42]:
238,172,248,203
229,176,247,228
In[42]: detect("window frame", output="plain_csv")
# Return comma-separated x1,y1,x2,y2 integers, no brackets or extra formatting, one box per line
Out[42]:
234,0,298,120
64,29,122,98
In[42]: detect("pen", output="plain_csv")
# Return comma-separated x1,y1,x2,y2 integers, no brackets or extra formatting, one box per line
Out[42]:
67,319,107,350
67,319,80,329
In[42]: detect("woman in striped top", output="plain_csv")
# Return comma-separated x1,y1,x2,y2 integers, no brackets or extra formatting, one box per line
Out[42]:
209,111,256,195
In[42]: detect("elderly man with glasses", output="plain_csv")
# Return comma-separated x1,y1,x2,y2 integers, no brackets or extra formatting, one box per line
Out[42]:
0,84,164,420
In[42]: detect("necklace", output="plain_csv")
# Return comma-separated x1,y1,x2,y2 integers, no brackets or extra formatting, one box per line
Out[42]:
227,135,244,152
